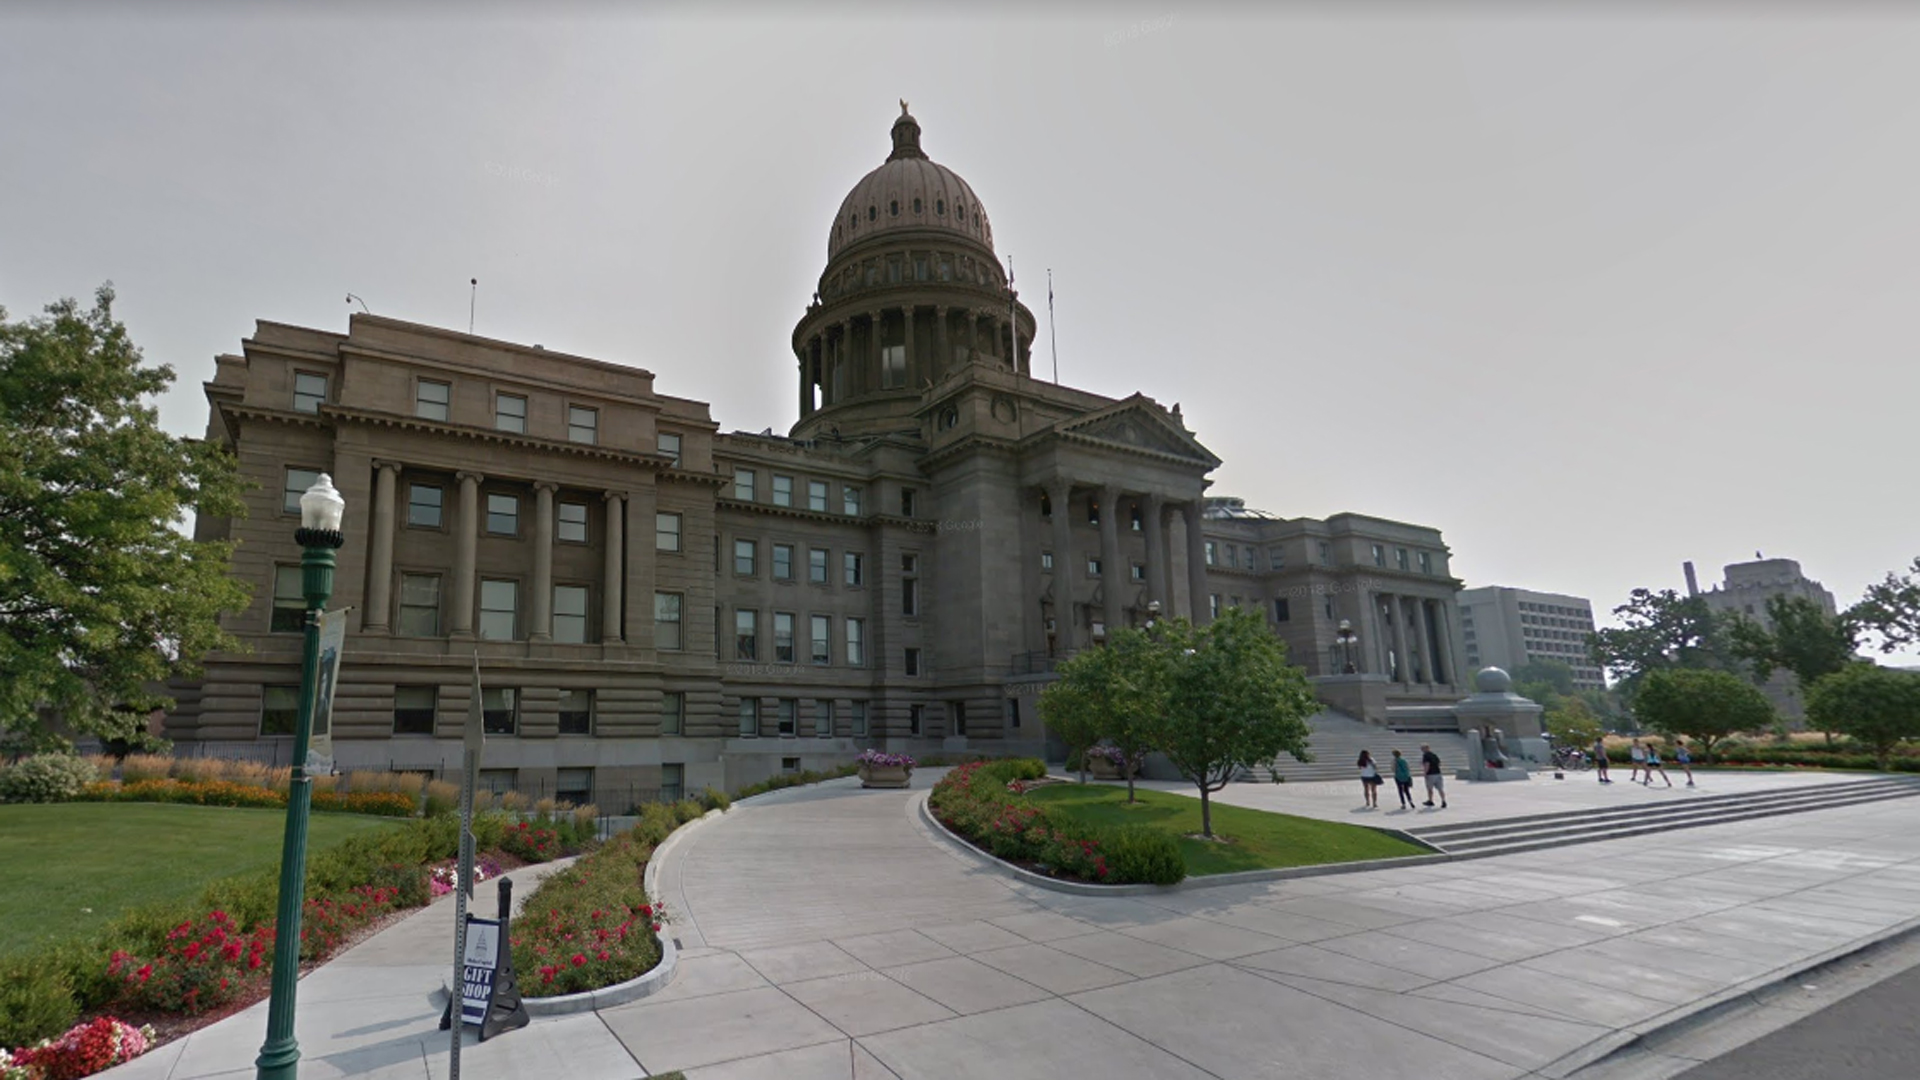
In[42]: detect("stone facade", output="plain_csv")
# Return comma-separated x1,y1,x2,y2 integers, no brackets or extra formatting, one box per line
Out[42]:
166,107,1469,798
1694,557,1839,721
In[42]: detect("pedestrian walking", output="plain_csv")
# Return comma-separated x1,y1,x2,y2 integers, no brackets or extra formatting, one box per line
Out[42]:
1420,743,1447,809
1629,739,1647,784
1357,750,1382,809
1391,749,1415,809
1592,736,1611,783
1646,744,1674,788
1675,740,1695,787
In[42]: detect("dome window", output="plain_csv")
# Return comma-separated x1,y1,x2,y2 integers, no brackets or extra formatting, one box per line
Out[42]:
913,197,922,214
849,212,857,229
956,205,964,221
936,198,945,216
890,200,899,217
868,206,877,221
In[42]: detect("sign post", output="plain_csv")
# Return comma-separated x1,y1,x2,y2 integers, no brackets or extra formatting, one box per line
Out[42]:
448,654,484,1079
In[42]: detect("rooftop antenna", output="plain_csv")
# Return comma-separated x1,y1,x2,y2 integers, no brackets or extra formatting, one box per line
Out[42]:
345,293,371,314
1047,268,1058,384
1005,255,1018,373
468,278,478,334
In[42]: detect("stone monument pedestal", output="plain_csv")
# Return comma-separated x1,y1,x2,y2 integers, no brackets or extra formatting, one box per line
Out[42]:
1452,667,1544,782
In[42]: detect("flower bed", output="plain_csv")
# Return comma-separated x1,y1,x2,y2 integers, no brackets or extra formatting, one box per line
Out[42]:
2,1017,156,1080
928,760,1185,885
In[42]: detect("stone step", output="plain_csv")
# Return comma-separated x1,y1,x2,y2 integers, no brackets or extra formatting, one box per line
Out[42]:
1410,776,1915,843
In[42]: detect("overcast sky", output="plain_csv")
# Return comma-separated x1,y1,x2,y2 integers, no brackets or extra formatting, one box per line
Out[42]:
4,3,1916,660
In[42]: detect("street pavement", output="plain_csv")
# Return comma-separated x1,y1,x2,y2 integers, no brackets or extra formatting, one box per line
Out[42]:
97,769,1920,1080
1670,959,1920,1080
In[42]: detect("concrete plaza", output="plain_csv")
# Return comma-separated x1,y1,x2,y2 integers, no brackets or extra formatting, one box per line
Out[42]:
100,770,1920,1080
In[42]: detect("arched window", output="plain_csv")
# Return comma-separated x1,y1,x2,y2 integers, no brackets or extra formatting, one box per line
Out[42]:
890,199,899,217
936,198,946,216
913,197,922,214
956,205,964,221
868,206,877,221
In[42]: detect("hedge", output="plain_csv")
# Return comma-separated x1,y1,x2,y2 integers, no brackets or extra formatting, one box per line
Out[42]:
929,760,1185,885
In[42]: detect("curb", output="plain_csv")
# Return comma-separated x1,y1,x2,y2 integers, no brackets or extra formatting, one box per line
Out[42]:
1545,912,1920,1079
914,790,1452,896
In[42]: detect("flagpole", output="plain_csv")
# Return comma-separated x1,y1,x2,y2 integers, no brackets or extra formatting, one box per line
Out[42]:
1006,255,1017,372
1047,268,1058,384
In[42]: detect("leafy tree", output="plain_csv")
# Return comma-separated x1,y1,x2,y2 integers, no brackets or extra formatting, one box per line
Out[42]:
1036,663,1104,785
1154,607,1316,837
1804,663,1920,770
1850,557,1920,656
1589,588,1740,697
1631,667,1775,762
1544,696,1604,749
1039,626,1170,801
0,286,250,747
1729,594,1860,744
1511,660,1575,702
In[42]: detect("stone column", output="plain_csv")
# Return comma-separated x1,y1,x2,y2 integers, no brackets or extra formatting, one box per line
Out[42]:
869,310,884,388
966,309,979,361
1388,594,1409,685
1099,485,1124,637
450,472,481,637
1048,479,1077,652
363,462,399,632
530,481,557,641
1185,503,1210,624
902,306,915,384
838,319,853,395
1159,503,1179,618
1142,493,1167,613
602,491,625,642
625,483,657,650
1429,600,1456,687
798,349,812,417
933,305,949,378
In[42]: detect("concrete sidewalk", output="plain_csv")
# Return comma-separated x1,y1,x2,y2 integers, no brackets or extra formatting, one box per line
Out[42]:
101,772,1920,1080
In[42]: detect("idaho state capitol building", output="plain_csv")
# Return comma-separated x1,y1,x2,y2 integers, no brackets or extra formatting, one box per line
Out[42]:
166,108,1472,801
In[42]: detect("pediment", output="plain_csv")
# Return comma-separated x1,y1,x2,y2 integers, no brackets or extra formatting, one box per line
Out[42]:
1054,398,1220,466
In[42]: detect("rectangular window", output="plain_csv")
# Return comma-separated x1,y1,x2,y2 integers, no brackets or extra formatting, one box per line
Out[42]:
1130,505,1143,532
654,593,682,650
284,467,322,515
660,763,684,804
807,480,829,512
782,756,801,774
482,687,517,735
1419,551,1433,575
660,691,683,735
772,474,794,507
772,543,794,581
1131,563,1145,582
1088,499,1100,526
777,699,797,737
738,699,758,737
902,553,919,617
1318,541,1331,564
735,609,758,661
1371,544,1385,567
416,379,450,421
809,548,829,585
1209,594,1221,619
954,701,967,737
909,704,924,736
773,612,796,663
851,701,868,736
1275,598,1291,622
881,344,906,388
271,565,305,632
843,486,862,516
1224,546,1237,569
1087,557,1101,577
480,580,518,641
844,552,864,586
905,647,921,676
568,405,598,444
393,686,436,735
657,431,682,465
487,493,519,535
558,501,588,543
1396,548,1410,571
293,372,327,414
900,488,917,517
814,700,833,737
478,769,516,795
553,585,590,643
1269,547,1285,571
557,767,593,805
495,393,527,433
398,574,440,637
810,614,830,665
408,483,443,528
655,512,681,552
846,618,865,666
1008,697,1021,729
261,685,300,736
558,689,592,735
733,468,756,501
1205,540,1217,566
734,539,757,576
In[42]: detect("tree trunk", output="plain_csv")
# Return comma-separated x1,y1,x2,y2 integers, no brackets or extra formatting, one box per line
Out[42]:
1199,785,1213,837
1126,764,1136,804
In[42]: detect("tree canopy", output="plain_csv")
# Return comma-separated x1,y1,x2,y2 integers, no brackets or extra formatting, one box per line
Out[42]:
1851,557,1920,656
1588,588,1739,698
0,285,250,748
1804,663,1920,770
1631,667,1774,760
1040,624,1171,799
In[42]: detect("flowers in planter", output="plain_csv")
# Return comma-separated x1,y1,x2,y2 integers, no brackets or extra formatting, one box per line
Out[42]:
4,1017,156,1080
428,857,504,897
854,750,916,770
1088,746,1144,768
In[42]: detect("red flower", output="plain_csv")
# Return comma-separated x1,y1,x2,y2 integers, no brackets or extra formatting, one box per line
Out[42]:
571,953,587,967
650,923,662,932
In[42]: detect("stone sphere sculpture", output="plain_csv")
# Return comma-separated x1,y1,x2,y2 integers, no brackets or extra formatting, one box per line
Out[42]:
1475,666,1513,694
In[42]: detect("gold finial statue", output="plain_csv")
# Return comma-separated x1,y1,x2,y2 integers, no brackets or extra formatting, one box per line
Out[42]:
900,99,910,116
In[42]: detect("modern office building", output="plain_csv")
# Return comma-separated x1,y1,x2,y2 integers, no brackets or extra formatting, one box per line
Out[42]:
164,106,1470,798
1456,586,1605,691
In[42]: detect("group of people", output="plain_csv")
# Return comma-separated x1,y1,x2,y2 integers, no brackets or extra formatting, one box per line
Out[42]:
1593,737,1695,788
1356,745,1447,811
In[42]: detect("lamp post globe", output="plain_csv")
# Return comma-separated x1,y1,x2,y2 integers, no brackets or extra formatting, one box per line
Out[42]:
1336,618,1358,675
257,474,347,1080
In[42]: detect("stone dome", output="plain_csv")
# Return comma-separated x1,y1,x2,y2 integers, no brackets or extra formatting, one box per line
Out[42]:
1475,667,1513,694
827,106,994,261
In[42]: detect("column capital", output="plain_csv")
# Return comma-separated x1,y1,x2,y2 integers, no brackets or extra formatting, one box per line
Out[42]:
603,489,627,504
532,480,559,495
1046,476,1074,499
373,460,403,476
455,471,484,486
1098,482,1123,501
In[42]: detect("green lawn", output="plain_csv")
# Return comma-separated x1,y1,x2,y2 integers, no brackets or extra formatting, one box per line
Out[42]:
1026,784,1428,876
0,802,399,956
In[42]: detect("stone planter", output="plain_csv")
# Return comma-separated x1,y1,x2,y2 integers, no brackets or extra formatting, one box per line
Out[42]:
860,764,911,789
1086,757,1133,780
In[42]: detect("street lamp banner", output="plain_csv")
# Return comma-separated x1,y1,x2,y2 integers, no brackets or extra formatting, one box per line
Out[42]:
458,917,501,1026
306,609,346,775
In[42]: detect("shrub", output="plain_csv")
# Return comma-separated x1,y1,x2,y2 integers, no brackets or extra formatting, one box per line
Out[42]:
700,786,731,813
672,798,705,825
1098,827,1186,885
0,753,97,803
109,909,271,1014
499,821,565,862
424,779,460,816
928,760,1183,885
0,957,79,1049
117,754,172,782
311,790,416,817
513,827,666,998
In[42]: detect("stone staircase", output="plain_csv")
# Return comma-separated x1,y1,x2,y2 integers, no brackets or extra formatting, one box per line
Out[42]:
1235,710,1475,784
1406,775,1920,859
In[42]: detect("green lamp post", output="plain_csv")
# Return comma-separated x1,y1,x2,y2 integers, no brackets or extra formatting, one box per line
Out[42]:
255,473,346,1080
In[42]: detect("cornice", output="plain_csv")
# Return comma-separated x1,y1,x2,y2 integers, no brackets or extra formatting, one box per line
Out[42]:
320,404,678,469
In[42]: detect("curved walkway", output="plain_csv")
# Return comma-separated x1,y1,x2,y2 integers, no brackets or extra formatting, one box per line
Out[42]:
102,772,1920,1080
